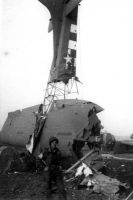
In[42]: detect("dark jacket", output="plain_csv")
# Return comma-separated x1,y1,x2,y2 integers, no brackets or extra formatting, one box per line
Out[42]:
43,147,62,171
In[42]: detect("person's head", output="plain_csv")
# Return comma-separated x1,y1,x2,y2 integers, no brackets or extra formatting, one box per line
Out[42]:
88,109,93,118
88,106,96,118
38,104,43,113
92,106,96,113
49,137,59,150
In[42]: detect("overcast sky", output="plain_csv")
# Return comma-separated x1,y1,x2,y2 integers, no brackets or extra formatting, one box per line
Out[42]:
1,0,133,138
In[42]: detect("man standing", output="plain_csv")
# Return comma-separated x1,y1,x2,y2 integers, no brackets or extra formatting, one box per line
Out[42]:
43,137,67,199
32,104,46,153
33,103,44,137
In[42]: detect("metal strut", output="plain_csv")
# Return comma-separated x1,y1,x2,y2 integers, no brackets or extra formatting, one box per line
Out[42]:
43,77,79,114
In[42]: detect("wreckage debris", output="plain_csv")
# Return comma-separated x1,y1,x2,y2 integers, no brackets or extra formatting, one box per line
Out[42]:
0,147,20,174
125,190,133,200
0,147,132,200
64,150,130,200
65,162,128,199
0,147,41,174
75,163,93,177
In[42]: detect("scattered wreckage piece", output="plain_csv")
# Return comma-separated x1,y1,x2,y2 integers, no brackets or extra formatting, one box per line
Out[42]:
65,149,105,177
65,149,95,173
102,154,133,161
65,150,128,200
75,163,93,177
83,151,105,172
125,190,133,200
69,164,127,199
0,147,38,174
90,174,126,197
0,147,19,174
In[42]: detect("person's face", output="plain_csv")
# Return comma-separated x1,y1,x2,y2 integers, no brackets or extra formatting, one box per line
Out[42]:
50,140,58,149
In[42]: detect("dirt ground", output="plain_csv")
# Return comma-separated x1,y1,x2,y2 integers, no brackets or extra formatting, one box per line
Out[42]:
0,154,133,200
0,172,107,200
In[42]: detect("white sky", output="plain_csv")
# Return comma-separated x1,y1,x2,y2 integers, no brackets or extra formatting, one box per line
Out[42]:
1,0,133,138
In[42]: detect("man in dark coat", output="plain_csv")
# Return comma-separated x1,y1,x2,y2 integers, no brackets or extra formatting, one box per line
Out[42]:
43,137,67,199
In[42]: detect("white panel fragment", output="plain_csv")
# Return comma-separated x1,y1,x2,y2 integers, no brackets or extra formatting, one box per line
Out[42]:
68,40,77,50
70,24,77,34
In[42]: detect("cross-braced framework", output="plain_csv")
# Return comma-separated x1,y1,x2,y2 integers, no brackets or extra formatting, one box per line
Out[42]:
43,78,79,114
